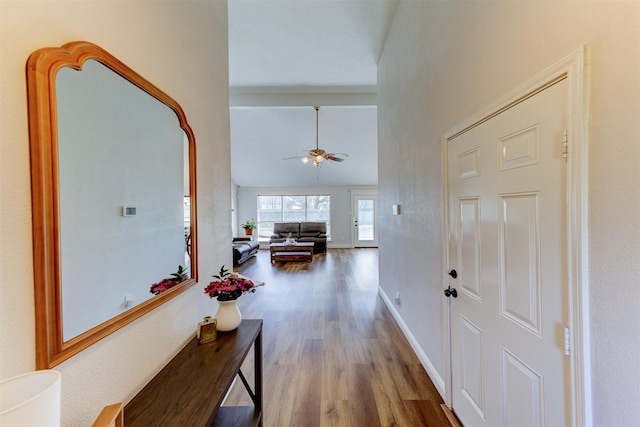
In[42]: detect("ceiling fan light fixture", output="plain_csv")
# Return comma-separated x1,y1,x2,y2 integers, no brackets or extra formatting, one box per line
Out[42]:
283,106,349,167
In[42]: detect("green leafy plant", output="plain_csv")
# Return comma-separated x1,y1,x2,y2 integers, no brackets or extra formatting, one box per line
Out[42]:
170,265,188,282
241,218,256,230
212,265,231,281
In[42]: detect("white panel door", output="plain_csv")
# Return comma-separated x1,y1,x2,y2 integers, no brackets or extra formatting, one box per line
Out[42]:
448,79,571,426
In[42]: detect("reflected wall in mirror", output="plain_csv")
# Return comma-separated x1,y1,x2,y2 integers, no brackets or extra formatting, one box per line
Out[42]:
27,41,198,368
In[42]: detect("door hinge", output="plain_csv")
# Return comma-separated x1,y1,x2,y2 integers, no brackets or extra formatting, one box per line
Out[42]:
564,326,571,356
561,130,568,160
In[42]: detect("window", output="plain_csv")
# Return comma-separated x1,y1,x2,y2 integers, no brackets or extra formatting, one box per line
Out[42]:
256,195,330,240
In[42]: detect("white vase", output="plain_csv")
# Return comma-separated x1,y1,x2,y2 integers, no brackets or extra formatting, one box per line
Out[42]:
215,299,242,331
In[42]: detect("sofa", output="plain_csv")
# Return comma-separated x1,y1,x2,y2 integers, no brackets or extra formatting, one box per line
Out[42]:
232,237,259,266
269,222,327,253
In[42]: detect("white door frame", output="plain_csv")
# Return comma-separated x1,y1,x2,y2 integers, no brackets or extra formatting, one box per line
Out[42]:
350,189,378,248
441,48,591,426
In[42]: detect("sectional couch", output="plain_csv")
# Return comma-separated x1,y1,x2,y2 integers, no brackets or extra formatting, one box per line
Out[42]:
269,222,327,253
232,237,259,266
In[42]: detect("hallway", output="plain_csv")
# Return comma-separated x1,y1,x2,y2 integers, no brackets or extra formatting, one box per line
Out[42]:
224,248,453,426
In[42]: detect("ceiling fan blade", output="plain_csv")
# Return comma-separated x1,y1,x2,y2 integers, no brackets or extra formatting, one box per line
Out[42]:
284,149,316,158
326,153,349,162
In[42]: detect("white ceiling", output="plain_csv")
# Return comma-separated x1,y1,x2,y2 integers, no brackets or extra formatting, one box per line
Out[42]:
230,105,378,187
228,0,399,187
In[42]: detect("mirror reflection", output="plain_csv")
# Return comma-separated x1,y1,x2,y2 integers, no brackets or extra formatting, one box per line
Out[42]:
56,60,191,340
28,41,198,368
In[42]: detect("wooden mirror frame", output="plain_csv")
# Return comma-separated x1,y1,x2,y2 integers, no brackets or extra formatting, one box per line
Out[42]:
27,41,198,369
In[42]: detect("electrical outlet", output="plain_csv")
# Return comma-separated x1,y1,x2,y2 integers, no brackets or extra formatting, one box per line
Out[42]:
123,295,134,308
394,292,401,305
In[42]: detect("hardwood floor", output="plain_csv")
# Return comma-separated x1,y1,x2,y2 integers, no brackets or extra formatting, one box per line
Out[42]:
224,248,452,427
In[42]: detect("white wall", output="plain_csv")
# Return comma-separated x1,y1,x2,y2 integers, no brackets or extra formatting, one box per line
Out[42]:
377,1,639,425
236,185,377,247
0,1,232,425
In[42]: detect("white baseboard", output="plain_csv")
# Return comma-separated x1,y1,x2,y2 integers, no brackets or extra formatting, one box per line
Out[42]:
378,287,446,400
327,243,353,249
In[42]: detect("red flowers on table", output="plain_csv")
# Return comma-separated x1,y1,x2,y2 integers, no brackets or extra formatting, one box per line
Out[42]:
204,265,256,301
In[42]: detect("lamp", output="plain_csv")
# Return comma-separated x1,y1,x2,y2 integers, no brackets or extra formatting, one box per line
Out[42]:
0,370,61,427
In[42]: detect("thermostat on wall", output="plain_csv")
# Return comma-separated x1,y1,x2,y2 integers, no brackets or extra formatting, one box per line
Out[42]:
122,206,137,217
392,204,401,215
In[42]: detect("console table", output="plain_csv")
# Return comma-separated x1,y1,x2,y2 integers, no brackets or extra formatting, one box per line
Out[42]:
124,319,263,426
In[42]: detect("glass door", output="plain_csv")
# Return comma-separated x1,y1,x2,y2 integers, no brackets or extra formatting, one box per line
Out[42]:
352,194,378,247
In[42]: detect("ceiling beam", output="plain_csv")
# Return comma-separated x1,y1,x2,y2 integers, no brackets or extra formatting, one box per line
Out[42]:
229,86,377,107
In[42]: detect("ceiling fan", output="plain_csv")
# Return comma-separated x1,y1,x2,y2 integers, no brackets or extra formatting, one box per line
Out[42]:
283,106,349,167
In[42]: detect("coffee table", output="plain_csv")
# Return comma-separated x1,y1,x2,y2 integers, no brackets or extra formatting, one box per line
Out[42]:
269,242,314,263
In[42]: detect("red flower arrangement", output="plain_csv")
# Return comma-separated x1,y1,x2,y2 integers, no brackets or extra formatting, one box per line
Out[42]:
150,265,188,295
150,278,178,295
204,265,256,301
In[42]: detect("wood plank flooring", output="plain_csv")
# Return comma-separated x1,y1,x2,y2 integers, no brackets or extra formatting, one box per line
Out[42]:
224,248,452,427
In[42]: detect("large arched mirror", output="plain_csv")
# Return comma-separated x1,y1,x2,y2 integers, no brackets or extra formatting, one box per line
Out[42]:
27,41,198,369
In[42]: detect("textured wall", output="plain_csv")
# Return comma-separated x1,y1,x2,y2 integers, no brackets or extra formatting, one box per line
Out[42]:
0,1,231,425
377,0,640,424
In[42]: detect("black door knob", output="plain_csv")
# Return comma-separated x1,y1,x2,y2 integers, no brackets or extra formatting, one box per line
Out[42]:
444,286,458,298
448,269,457,279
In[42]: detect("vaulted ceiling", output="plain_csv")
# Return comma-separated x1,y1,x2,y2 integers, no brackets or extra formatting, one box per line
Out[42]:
228,0,399,187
